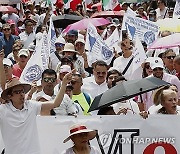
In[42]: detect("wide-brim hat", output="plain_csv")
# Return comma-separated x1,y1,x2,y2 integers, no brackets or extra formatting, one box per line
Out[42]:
62,43,78,53
63,124,97,143
1,78,31,100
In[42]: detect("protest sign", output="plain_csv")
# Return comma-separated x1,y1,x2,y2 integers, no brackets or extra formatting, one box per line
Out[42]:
122,14,159,45
85,23,114,65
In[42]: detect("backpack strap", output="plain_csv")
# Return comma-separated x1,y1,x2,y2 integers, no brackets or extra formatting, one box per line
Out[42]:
122,56,134,75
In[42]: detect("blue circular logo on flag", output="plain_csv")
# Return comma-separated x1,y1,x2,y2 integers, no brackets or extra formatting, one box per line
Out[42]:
144,31,155,45
101,46,113,60
23,64,43,82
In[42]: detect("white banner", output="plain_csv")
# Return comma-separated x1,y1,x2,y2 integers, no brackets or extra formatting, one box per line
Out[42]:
0,0,20,4
1,115,180,154
122,14,159,45
85,23,114,65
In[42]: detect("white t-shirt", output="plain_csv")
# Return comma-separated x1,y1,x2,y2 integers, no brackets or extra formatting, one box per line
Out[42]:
19,31,36,49
32,90,79,115
82,76,108,100
61,146,100,154
113,99,140,115
156,7,168,20
0,100,42,154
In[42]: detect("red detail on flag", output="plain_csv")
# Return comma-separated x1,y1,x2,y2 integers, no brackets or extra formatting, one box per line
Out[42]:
55,0,64,9
113,4,121,11
70,0,82,11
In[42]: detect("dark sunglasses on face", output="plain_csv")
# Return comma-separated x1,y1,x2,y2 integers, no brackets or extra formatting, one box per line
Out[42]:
3,28,10,31
55,43,65,47
43,77,56,83
12,89,25,94
153,67,163,71
166,56,176,60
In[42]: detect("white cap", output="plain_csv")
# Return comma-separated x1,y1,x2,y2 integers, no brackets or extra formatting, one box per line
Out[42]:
75,34,85,44
18,49,30,57
55,36,66,44
59,65,71,73
150,57,164,70
3,58,13,66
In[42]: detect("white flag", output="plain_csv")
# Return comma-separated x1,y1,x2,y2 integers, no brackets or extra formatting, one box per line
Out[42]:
48,16,57,54
85,23,114,65
131,36,147,79
173,0,180,19
20,32,47,84
105,28,119,49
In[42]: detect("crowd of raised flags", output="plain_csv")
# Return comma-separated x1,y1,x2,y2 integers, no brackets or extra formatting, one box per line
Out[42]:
0,0,180,153
0,0,179,112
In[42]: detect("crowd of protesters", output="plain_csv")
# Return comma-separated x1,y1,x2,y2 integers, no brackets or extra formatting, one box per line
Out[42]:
0,0,180,153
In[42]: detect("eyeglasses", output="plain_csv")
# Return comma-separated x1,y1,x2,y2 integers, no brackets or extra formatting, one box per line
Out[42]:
166,56,176,60
153,67,163,71
19,55,28,58
95,71,107,75
55,43,65,47
12,89,25,94
43,77,56,83
3,65,11,69
3,28,10,31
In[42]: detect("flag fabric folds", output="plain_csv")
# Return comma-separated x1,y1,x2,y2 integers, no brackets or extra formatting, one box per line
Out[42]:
85,23,114,66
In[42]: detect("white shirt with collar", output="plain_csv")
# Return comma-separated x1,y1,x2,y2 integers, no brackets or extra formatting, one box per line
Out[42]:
19,31,36,49
81,76,108,100
0,100,42,154
32,90,79,115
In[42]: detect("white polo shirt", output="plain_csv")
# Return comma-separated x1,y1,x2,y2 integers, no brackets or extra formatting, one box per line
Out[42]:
0,100,42,154
82,76,108,99
19,31,36,49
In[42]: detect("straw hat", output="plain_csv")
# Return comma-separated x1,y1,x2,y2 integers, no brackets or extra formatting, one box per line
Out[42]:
62,43,78,53
63,124,97,143
1,78,31,100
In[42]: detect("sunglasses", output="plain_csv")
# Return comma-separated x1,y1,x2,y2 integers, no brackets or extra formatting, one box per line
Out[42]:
3,28,10,31
153,67,163,71
12,89,25,94
55,43,65,47
43,77,56,83
166,56,176,60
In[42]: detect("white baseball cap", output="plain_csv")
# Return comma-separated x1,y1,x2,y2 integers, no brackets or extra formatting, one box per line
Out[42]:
150,57,164,70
